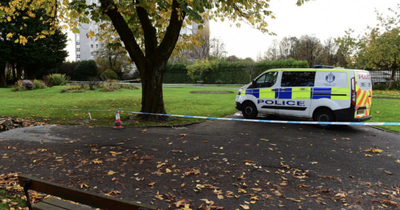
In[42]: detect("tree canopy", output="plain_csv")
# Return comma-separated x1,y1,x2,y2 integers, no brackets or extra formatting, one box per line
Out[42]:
336,5,400,89
2,0,309,119
0,1,68,86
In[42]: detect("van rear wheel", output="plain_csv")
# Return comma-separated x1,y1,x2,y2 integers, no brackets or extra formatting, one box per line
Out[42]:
242,102,258,119
313,108,334,126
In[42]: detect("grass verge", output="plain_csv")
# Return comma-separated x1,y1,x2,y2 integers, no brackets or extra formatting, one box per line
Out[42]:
0,86,238,127
0,87,399,132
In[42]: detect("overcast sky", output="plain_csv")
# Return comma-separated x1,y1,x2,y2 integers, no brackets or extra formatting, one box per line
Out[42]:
209,0,399,60
66,0,399,62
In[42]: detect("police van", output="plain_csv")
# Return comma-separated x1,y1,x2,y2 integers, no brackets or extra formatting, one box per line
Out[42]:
235,68,372,123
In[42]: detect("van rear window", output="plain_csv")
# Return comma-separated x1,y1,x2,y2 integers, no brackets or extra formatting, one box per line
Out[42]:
281,72,316,87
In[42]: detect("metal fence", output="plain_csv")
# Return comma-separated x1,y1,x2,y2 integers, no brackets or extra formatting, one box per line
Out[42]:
368,70,399,84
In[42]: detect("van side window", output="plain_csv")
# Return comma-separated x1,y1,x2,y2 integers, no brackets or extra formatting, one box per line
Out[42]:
254,72,278,88
281,72,316,87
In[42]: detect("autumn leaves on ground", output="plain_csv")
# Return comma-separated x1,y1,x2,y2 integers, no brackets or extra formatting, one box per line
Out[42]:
1,88,400,209
1,118,400,209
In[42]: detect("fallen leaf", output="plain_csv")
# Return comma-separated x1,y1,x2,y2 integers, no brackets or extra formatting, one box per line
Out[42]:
383,200,398,207
107,170,117,176
200,199,211,204
238,188,247,194
240,204,250,209
365,147,383,153
334,193,346,198
384,170,393,175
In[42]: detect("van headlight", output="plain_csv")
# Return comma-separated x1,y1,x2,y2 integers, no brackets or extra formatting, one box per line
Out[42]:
237,89,242,95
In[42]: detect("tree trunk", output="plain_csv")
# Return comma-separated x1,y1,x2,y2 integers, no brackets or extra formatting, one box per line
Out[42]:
100,0,185,121
139,61,167,121
389,67,396,90
17,64,23,81
12,64,17,83
0,63,6,87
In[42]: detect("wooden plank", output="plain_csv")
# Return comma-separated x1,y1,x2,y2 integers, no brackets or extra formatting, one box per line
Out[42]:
33,201,66,210
33,197,94,210
18,175,157,210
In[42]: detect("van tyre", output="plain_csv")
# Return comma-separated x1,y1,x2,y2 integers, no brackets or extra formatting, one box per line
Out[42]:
313,108,334,126
242,102,258,119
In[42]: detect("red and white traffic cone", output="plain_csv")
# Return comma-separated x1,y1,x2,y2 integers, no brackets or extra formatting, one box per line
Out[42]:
114,109,123,129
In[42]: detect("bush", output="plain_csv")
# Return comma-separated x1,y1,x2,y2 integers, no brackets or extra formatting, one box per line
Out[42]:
74,60,98,81
46,74,70,86
100,69,118,80
11,80,46,91
164,63,188,83
99,80,139,92
11,81,23,92
58,61,79,80
60,85,85,93
22,80,34,90
33,80,47,89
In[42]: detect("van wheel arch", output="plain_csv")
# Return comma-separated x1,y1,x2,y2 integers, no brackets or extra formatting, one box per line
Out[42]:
313,107,335,124
242,101,258,119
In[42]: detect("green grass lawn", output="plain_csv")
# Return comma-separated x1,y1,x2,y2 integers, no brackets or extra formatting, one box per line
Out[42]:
0,86,399,132
0,86,239,126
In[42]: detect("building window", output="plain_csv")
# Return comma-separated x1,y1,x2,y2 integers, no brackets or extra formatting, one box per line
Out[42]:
96,44,98,48
77,48,80,52
91,44,93,49
77,55,80,58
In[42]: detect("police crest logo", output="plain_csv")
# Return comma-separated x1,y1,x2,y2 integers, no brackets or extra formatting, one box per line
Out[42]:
325,72,335,83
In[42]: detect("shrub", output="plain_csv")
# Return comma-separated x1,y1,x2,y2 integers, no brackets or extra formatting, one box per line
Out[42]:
101,80,119,92
58,61,79,80
100,80,138,92
22,80,34,90
60,85,85,93
33,80,47,89
100,69,118,80
46,74,70,86
74,60,98,81
11,81,23,92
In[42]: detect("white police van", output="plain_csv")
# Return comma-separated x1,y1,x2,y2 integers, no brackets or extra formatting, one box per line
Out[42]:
235,67,372,123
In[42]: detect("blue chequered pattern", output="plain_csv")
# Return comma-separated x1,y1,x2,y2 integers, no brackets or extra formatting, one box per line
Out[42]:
311,88,331,99
246,89,259,98
277,88,292,99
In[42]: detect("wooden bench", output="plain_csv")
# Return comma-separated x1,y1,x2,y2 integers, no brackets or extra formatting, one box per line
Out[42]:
18,175,157,210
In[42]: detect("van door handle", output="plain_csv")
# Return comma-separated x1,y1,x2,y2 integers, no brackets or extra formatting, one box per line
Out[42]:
281,88,287,91
272,88,277,91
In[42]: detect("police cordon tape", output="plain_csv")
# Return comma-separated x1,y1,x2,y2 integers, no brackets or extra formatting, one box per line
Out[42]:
55,108,400,126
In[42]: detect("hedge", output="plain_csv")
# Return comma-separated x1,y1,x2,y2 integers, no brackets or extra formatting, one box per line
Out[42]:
163,58,309,84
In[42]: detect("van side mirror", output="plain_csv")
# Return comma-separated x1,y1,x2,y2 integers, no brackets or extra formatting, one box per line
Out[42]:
251,80,256,88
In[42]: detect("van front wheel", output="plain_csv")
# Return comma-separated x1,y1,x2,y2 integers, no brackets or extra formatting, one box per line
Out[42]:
242,102,258,119
313,108,334,126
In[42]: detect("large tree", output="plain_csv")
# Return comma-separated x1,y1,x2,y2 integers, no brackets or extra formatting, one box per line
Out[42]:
336,6,400,89
0,1,67,85
2,0,308,119
364,28,400,89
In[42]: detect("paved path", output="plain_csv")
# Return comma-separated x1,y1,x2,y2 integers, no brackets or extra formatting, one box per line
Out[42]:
1,113,400,209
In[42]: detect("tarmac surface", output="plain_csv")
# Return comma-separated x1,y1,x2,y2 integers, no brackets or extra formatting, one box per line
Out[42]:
1,113,400,209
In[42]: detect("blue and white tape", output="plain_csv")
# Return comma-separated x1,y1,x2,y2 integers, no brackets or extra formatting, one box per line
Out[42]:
58,108,400,126
119,110,400,126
